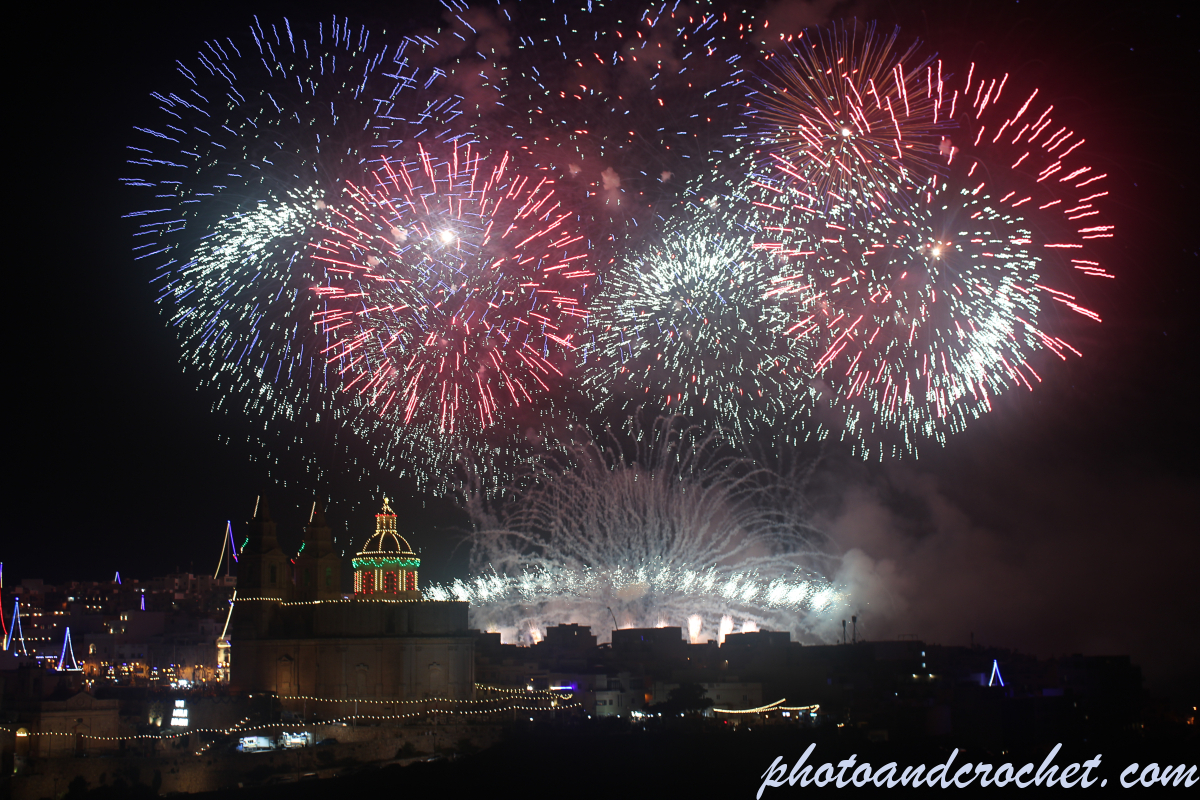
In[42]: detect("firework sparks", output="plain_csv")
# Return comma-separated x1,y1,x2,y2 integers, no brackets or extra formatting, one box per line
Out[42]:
583,197,804,438
945,63,1114,299
507,0,755,247
426,418,842,643
313,142,593,493
760,175,1049,458
753,19,949,212
746,64,1113,458
123,16,471,480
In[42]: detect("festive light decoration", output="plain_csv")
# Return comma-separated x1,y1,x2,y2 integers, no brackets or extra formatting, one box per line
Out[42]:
0,684,574,748
712,699,819,715
267,686,572,706
989,658,1005,687
219,590,237,643
352,497,420,594
214,521,238,578
56,627,81,671
5,599,27,655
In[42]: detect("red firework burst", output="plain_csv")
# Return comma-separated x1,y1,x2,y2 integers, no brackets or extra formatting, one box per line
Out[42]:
310,143,593,488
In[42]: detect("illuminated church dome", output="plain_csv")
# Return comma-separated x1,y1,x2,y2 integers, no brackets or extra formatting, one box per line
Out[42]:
352,497,421,597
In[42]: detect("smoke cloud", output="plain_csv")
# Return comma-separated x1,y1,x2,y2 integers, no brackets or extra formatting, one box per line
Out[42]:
756,0,859,47
815,455,1198,693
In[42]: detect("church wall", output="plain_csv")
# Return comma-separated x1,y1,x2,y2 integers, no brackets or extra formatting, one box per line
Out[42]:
233,636,474,701
230,600,474,700
307,599,468,637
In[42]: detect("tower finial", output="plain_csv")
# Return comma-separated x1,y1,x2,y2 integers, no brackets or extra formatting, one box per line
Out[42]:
381,495,393,515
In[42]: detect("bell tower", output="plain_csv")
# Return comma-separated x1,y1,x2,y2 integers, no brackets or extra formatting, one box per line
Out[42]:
237,495,291,600
295,499,343,601
231,495,290,645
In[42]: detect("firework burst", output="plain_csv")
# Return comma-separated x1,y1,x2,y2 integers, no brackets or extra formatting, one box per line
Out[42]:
752,19,949,212
504,0,755,248
943,63,1114,302
582,198,803,438
123,16,470,479
747,65,1113,458
313,142,594,493
758,176,1048,458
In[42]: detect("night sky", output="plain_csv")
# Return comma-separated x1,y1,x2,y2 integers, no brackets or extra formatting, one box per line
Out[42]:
10,0,1196,700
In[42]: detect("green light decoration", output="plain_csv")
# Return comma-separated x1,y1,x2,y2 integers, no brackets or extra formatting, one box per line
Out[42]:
352,557,420,570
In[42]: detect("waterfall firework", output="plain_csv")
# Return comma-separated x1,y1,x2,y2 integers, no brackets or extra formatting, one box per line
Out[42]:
426,418,842,643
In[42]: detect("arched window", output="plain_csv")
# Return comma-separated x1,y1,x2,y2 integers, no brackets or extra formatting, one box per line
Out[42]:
361,570,375,595
383,571,399,594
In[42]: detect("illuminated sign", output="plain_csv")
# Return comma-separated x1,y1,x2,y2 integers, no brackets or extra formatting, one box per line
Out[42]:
170,699,189,727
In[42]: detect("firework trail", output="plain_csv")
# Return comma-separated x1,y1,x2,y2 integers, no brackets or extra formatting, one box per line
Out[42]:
752,19,949,212
944,63,1115,297
581,197,805,439
425,418,842,643
312,142,594,493
123,16,469,479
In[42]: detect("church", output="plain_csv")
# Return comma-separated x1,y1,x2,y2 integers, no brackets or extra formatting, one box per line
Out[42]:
230,497,474,701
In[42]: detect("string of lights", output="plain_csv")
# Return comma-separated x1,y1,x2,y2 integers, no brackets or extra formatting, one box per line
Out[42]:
264,689,573,706
475,684,566,697
712,699,820,715
272,597,430,607
0,685,575,745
